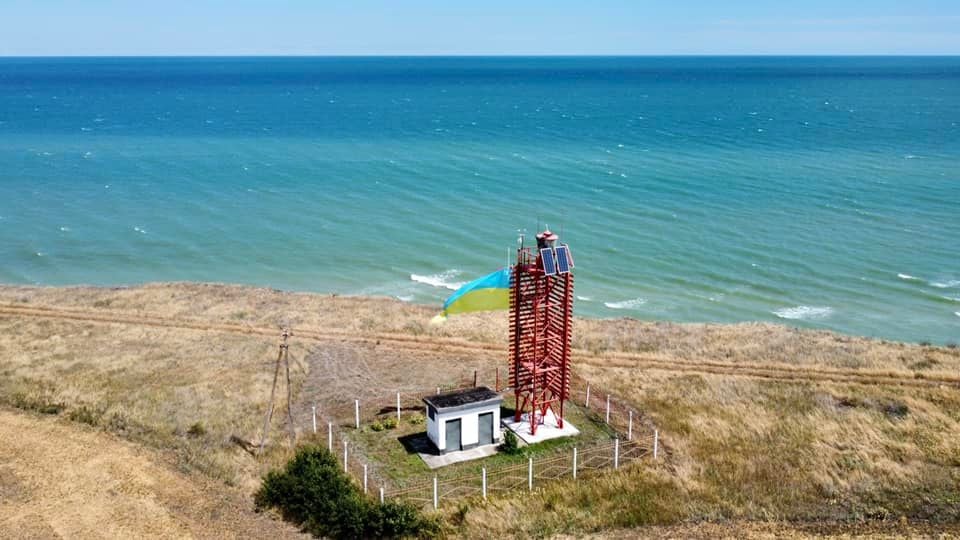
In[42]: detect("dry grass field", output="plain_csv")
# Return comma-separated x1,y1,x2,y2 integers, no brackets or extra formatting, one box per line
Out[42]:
1,282,959,538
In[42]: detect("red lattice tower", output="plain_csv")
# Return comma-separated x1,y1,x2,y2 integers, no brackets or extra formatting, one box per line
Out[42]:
509,230,574,435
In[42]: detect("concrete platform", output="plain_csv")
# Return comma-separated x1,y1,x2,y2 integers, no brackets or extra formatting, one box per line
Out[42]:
502,409,579,445
404,432,503,469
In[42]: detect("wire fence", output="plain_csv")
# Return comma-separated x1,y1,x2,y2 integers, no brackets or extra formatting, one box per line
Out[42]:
297,370,661,510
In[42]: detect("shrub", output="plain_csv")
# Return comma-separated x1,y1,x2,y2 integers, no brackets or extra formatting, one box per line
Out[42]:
409,413,425,425
500,430,522,455
68,405,102,426
371,421,385,432
187,422,206,437
255,445,437,539
383,417,398,430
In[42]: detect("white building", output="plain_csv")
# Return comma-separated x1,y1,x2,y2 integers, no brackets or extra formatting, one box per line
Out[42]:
423,387,503,454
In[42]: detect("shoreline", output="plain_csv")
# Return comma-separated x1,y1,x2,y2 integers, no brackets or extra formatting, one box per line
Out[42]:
1,279,955,348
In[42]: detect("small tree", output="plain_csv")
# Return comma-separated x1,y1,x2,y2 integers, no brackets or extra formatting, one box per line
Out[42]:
500,429,522,455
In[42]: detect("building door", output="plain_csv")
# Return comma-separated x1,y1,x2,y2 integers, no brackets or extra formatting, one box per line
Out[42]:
444,418,461,452
478,412,494,445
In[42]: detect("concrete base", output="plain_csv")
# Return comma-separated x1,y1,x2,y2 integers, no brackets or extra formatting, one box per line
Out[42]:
502,409,579,445
418,443,500,469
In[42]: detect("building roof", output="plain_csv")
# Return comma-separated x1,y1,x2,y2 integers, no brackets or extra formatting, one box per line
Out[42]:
423,386,502,412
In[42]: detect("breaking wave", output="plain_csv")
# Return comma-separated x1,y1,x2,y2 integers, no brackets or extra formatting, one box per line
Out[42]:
410,270,464,291
604,297,647,310
772,306,834,320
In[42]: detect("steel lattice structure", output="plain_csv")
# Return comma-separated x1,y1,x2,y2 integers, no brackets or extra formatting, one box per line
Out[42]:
509,231,573,435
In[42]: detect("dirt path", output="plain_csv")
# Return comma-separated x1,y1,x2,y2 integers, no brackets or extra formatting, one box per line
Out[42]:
2,303,957,391
0,408,303,540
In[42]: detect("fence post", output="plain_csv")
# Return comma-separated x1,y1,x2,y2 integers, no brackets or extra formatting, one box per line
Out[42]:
482,467,487,500
396,392,401,422
343,440,348,473
436,386,440,395
473,370,478,387
614,438,620,469
528,457,533,491
605,394,611,424
312,405,317,434
495,367,500,391
354,399,360,429
585,385,590,408
327,421,333,451
379,486,384,504
572,447,578,479
363,464,368,493
433,476,438,510
628,411,633,441
653,429,659,460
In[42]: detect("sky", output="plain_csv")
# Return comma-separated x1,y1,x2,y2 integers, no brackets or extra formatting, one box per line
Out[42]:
1,1,958,56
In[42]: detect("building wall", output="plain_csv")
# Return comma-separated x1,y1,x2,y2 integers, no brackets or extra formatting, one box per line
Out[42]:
426,403,501,453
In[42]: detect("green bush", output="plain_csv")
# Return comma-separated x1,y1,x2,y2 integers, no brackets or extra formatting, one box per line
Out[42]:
409,413,425,425
255,445,437,539
500,430,522,455
383,417,398,430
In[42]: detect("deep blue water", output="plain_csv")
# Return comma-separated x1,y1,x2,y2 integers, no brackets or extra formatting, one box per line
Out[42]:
1,57,958,343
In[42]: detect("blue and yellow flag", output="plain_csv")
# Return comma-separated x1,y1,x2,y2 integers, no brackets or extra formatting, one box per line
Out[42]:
431,267,511,324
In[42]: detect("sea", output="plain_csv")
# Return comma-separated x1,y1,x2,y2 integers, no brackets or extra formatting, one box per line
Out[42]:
1,57,958,344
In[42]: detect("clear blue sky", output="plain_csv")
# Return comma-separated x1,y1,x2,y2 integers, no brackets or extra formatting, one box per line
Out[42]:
2,1,958,56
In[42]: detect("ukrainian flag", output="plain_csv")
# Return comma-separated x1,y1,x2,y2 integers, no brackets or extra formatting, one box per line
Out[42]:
431,267,511,323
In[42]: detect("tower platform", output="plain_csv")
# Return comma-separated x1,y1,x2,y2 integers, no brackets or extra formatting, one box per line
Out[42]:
502,408,579,445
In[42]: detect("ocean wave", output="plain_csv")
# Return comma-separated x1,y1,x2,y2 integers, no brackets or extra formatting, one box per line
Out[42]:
897,273,920,281
395,295,414,302
576,295,593,302
930,280,960,289
410,270,464,291
772,306,833,320
604,297,646,310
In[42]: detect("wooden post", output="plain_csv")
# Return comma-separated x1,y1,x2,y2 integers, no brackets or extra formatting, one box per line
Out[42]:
354,399,360,429
473,370,478,387
312,405,317,434
327,422,332,451
433,476,438,510
482,467,487,500
605,394,611,424
572,447,578,479
343,440,348,472
396,392,401,422
495,367,500,391
653,429,659,460
614,438,620,469
628,411,633,441
379,486,384,504
585,385,590,408
363,464,368,494
528,457,533,491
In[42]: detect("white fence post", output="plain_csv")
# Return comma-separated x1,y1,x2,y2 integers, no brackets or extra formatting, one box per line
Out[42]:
605,394,611,424
482,467,487,500
343,440,348,472
327,422,332,451
653,429,659,460
396,392,401,422
585,385,590,408
436,387,440,395
572,447,578,479
614,438,620,469
628,411,633,441
363,464,368,493
354,399,360,429
528,457,533,491
379,486,385,504
433,476,438,510
312,405,317,434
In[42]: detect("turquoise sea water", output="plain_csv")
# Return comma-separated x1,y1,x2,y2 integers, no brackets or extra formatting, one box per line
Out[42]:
1,57,958,343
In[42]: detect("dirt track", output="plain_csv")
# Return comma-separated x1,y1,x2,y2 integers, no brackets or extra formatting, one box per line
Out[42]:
2,302,957,391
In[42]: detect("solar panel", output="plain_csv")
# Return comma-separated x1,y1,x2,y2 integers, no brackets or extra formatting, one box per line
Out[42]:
540,247,557,276
559,244,574,269
555,245,571,274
